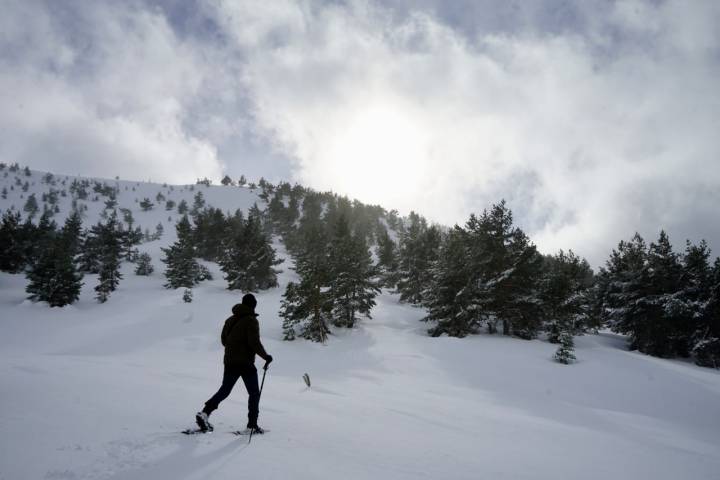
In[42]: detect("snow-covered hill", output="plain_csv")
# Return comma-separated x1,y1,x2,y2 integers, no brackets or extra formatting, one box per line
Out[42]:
1,168,720,480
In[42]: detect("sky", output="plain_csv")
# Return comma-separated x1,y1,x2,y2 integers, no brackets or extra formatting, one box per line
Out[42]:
1,0,719,267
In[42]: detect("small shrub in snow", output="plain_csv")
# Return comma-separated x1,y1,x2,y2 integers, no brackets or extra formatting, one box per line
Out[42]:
139,198,154,211
183,289,193,303
554,330,576,364
134,253,154,276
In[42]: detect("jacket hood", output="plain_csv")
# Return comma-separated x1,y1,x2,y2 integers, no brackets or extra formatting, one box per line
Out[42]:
232,303,258,318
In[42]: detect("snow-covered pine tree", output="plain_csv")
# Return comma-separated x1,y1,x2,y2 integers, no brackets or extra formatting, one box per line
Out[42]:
177,199,188,214
679,240,713,363
26,213,84,307
691,255,720,367
134,253,154,275
327,214,380,328
600,233,649,344
540,250,594,343
161,215,210,289
154,222,164,240
193,207,227,261
464,202,543,338
23,193,39,218
422,226,478,337
395,212,441,305
375,226,399,288
280,224,331,342
94,212,123,303
554,329,577,364
244,216,279,288
0,210,25,273
60,210,83,258
183,288,193,303
26,210,59,267
283,192,323,256
642,231,686,357
17,217,37,270
219,208,281,292
191,191,205,217
79,214,120,274
139,198,154,211
266,191,288,235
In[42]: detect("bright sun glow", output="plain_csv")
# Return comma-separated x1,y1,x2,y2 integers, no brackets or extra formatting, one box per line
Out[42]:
320,104,430,206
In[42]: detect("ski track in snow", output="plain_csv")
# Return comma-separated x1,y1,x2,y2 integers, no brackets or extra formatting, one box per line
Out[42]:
1,170,720,479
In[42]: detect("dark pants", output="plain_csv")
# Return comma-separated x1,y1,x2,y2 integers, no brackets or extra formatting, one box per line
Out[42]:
203,363,260,427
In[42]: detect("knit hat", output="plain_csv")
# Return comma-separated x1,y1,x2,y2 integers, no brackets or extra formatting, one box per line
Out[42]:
241,293,257,309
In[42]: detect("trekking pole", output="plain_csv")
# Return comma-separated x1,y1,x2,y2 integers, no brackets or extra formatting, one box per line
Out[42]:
249,366,268,444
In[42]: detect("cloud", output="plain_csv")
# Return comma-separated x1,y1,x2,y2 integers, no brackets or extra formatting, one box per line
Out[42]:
206,0,720,266
0,0,222,183
1,0,719,266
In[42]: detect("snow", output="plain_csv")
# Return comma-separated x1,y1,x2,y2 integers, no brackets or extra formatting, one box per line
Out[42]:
2,169,720,479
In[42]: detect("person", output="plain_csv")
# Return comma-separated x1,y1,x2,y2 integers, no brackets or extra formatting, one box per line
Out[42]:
195,293,273,433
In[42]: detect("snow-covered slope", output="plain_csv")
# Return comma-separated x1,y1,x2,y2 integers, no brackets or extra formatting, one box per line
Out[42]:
1,169,720,480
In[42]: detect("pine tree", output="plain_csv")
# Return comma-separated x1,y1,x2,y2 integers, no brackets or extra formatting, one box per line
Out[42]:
327,215,380,328
191,191,205,216
395,212,441,304
60,210,84,257
78,214,122,274
554,329,577,364
267,192,288,234
177,199,188,214
193,208,227,261
94,212,123,303
26,214,84,307
645,231,688,356
540,250,594,343
601,233,651,347
692,256,720,367
600,231,691,357
464,202,543,338
422,226,478,337
134,253,154,275
139,198,154,211
283,192,321,255
23,193,39,218
28,210,59,267
154,222,164,240
162,215,211,289
220,209,281,292
280,225,331,342
17,217,38,270
375,226,399,288
183,289,193,303
0,210,25,273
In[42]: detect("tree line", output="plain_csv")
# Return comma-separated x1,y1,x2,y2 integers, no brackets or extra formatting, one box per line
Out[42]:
2,164,718,368
264,182,719,367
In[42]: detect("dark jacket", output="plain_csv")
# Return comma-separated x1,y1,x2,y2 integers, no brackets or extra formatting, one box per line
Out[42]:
221,304,270,367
